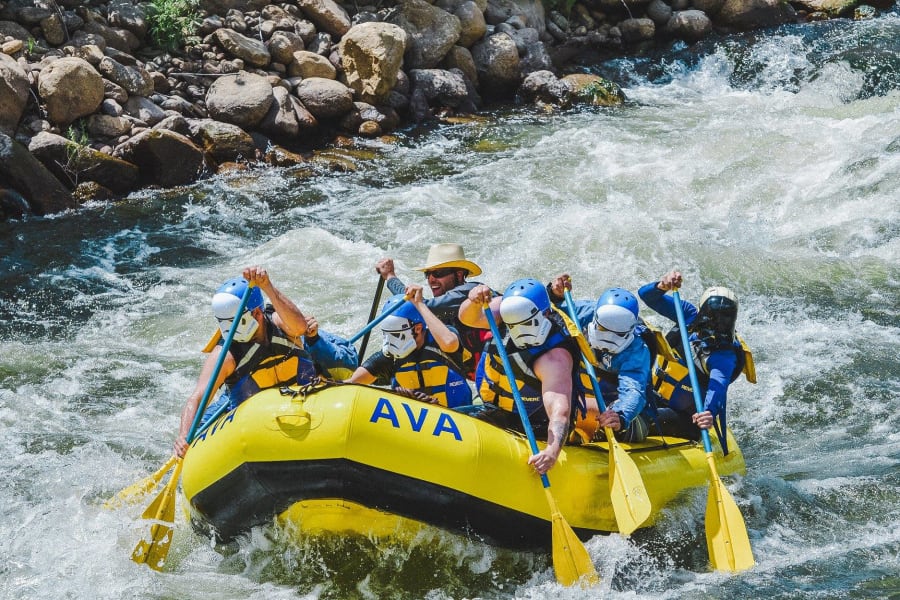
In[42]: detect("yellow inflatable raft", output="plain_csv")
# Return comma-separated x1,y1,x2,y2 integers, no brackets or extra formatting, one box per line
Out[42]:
181,381,746,548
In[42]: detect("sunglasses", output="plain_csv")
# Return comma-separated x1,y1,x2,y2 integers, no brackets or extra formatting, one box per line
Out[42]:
424,268,457,279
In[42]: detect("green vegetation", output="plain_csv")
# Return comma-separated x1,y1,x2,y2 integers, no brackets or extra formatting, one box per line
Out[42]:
147,0,200,51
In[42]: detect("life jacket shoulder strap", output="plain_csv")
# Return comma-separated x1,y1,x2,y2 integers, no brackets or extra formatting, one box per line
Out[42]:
549,303,597,367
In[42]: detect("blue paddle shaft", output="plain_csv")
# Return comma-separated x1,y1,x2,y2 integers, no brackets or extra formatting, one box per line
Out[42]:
484,307,551,488
562,289,609,413
185,283,255,444
349,297,407,344
672,290,714,454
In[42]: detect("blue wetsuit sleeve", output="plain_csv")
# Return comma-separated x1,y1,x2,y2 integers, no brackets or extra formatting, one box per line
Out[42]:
386,276,406,296
608,340,650,424
638,281,698,326
702,350,737,416
307,330,359,373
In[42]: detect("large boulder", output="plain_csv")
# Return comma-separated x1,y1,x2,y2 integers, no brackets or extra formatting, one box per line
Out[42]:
665,10,713,41
452,1,487,48
116,129,206,187
484,0,545,33
107,0,148,40
0,53,29,135
27,131,140,194
214,29,271,67
188,119,256,163
471,33,520,98
0,132,75,215
294,77,354,119
295,0,351,38
98,57,154,96
339,22,408,104
288,50,337,79
258,86,300,139
562,73,626,106
716,0,796,29
37,57,105,126
388,0,461,69
206,71,274,128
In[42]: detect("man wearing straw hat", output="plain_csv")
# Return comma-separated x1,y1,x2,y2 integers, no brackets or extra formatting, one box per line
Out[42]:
375,243,491,378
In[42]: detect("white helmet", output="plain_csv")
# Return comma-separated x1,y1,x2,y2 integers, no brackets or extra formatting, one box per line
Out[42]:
587,304,637,354
381,314,420,359
211,292,260,343
499,280,552,349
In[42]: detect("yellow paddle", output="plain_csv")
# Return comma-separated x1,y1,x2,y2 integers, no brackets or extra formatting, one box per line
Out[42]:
562,290,651,535
672,289,754,572
131,458,183,569
130,282,256,571
104,455,177,509
484,307,599,587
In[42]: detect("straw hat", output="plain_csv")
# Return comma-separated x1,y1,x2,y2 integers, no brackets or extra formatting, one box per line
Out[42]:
414,243,482,277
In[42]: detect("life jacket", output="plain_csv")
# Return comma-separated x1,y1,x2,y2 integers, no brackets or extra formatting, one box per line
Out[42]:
391,332,472,408
458,326,493,381
223,307,316,404
476,312,579,428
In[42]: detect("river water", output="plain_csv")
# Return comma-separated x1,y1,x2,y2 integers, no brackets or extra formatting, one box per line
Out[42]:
2,10,898,600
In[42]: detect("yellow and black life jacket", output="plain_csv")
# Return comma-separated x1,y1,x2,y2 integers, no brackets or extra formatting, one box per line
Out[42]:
476,313,579,426
391,334,472,408
223,308,315,404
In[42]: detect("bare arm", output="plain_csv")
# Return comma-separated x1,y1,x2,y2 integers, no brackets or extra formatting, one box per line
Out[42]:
243,265,307,340
347,366,376,385
458,284,500,329
173,347,235,458
408,284,459,353
527,348,574,475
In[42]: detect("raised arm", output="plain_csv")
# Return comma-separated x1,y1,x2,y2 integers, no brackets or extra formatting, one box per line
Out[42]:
458,284,500,329
243,266,308,340
407,284,459,353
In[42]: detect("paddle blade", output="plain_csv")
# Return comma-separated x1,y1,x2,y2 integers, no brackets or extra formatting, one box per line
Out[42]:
704,457,754,572
104,456,177,510
545,489,600,587
131,460,183,571
605,429,652,536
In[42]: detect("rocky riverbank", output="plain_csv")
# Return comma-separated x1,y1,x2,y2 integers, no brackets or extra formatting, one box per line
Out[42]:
0,0,890,221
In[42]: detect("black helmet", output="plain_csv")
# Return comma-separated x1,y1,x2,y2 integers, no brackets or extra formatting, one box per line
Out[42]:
695,286,738,346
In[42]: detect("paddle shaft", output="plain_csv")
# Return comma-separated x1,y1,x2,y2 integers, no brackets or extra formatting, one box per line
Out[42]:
358,277,385,356
561,290,610,412
671,290,714,454
185,283,255,445
348,295,408,344
484,308,550,488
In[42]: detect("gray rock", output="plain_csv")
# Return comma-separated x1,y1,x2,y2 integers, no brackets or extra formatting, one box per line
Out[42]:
188,118,256,162
295,0,351,38
717,0,796,29
124,96,167,125
288,49,337,79
108,0,148,39
258,85,300,139
214,28,271,67
116,129,205,187
267,31,305,65
0,53,29,135
665,10,712,41
38,57,105,125
98,56,154,96
87,114,132,137
471,33,521,97
388,0,462,69
205,70,274,128
295,77,354,119
0,131,74,215
28,131,139,194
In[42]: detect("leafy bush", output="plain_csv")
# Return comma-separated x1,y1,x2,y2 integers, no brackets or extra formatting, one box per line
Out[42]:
147,0,200,51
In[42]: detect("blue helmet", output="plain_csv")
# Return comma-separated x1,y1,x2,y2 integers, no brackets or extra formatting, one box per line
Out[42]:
215,277,264,311
380,294,424,358
596,287,639,317
589,287,639,354
499,278,552,348
211,277,265,342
